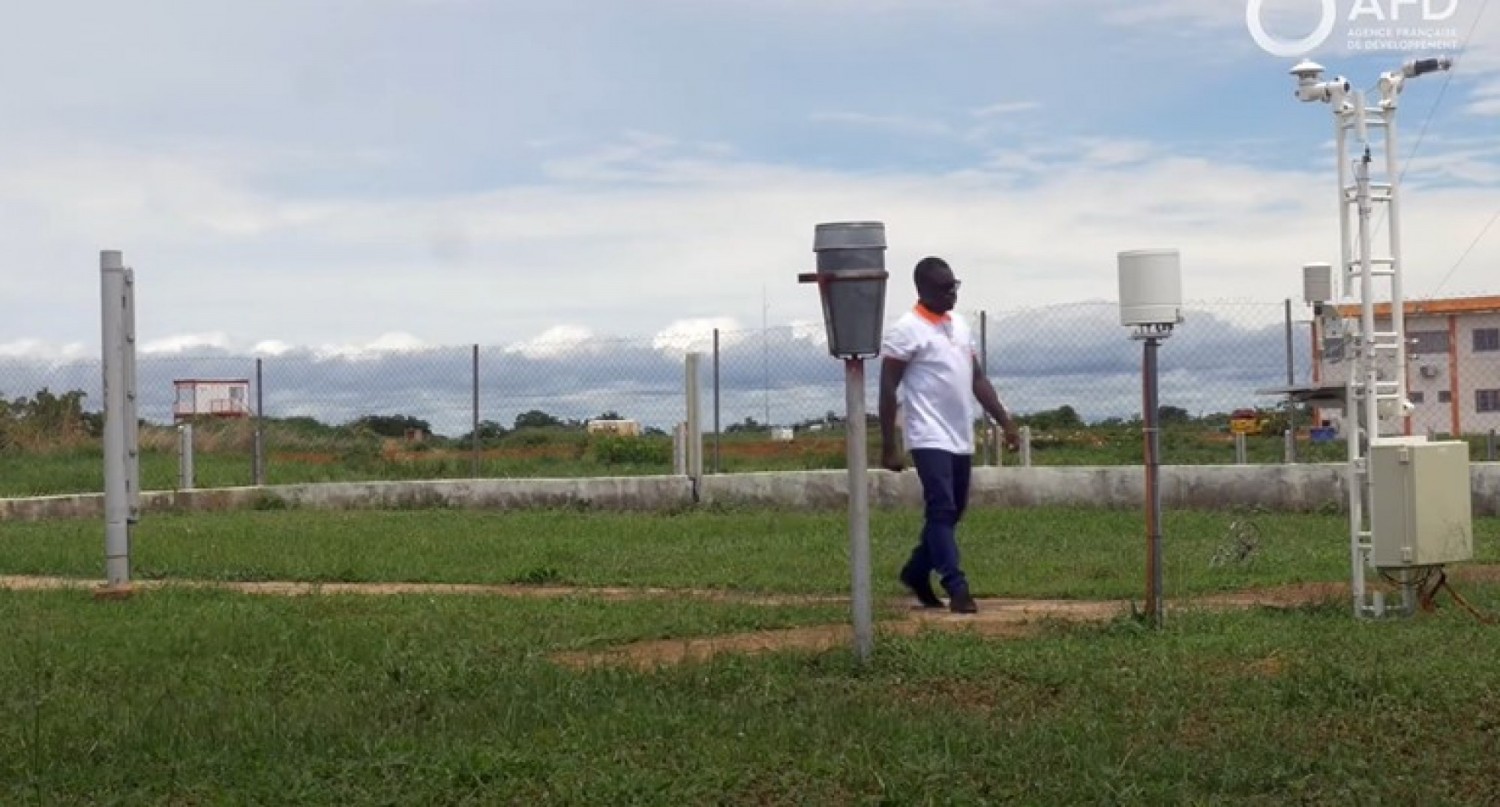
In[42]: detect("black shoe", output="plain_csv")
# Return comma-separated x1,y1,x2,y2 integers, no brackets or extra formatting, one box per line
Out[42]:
900,568,944,609
949,592,978,614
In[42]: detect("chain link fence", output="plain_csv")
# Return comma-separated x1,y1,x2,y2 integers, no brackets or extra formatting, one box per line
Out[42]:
4,300,1498,496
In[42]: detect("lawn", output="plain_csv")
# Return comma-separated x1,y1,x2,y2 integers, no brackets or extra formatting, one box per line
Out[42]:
4,505,1500,804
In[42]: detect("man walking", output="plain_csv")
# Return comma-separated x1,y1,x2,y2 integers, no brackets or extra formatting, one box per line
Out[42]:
879,256,1019,613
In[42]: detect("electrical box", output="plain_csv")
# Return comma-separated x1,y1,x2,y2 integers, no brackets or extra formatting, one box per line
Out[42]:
1370,438,1473,569
1303,262,1333,304
1116,249,1183,327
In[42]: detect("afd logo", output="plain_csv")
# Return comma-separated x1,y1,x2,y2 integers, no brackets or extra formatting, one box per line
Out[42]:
1246,0,1461,57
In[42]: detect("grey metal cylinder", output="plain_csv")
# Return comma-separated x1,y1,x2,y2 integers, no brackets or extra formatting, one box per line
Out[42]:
813,222,887,358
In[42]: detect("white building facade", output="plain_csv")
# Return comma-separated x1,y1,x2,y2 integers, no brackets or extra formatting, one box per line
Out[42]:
1312,296,1500,437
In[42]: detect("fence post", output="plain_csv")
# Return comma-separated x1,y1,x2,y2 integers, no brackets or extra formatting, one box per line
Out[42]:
1020,425,1032,467
1284,297,1297,461
1234,432,1248,464
1489,429,1496,462
100,249,134,590
673,423,687,475
685,352,703,492
471,344,480,478
123,267,139,524
980,310,994,466
178,423,195,490
253,358,265,485
713,329,721,475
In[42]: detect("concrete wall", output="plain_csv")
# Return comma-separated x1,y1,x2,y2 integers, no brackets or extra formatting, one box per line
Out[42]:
4,463,1498,522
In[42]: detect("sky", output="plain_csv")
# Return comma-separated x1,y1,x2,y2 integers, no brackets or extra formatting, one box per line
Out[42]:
0,0,1496,429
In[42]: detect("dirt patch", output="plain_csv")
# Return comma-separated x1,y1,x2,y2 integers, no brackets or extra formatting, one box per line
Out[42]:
0,575,844,607
549,614,1050,673
9,566,1500,671
550,597,1129,672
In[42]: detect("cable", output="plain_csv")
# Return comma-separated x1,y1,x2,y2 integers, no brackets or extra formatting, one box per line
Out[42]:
1407,567,1498,623
1370,0,1492,239
1429,207,1500,297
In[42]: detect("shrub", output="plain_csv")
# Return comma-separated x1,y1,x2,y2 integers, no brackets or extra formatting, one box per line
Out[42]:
589,435,670,465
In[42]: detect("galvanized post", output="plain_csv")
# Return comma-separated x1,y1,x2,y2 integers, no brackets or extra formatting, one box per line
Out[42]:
253,358,265,485
123,268,139,523
672,424,686,475
1235,432,1248,464
471,344,480,478
845,358,873,662
1143,336,1165,628
1489,430,1496,462
980,310,994,465
1020,425,1033,467
1285,298,1298,462
713,329,721,475
100,250,131,590
178,423,195,490
685,352,703,491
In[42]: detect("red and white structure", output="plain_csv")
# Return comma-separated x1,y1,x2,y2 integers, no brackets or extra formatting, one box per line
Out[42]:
173,378,251,420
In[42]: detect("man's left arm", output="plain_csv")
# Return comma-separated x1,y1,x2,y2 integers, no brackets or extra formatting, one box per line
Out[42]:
971,355,1020,449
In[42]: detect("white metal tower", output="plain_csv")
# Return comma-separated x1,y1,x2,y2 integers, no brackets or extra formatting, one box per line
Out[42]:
1293,55,1453,619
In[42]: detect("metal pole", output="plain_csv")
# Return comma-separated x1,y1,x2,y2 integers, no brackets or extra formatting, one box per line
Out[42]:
1285,298,1297,462
471,344,480,478
1235,433,1248,464
123,268,140,524
253,358,265,486
1020,425,1032,467
845,358,873,661
1143,337,1164,628
685,353,702,488
179,423,195,490
713,328,721,474
1488,429,1496,462
100,250,130,588
980,311,994,465
1383,100,1411,437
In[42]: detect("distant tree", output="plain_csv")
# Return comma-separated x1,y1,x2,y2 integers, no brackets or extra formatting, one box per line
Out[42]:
350,414,431,438
726,416,765,434
514,410,563,430
593,410,624,421
1022,405,1084,431
1157,405,1192,425
459,419,507,442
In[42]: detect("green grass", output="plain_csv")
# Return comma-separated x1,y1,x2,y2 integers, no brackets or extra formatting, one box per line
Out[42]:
5,583,1500,804
5,505,1500,803
7,506,1500,601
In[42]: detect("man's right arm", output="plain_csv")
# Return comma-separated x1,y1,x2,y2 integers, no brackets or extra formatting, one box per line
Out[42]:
878,357,907,471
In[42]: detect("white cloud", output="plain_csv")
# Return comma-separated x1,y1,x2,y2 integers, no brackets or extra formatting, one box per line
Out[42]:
252,340,295,357
504,325,599,360
651,318,745,356
141,332,232,354
312,332,430,361
0,339,90,362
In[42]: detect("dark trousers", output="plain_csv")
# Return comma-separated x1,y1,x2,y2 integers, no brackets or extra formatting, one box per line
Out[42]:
904,448,972,597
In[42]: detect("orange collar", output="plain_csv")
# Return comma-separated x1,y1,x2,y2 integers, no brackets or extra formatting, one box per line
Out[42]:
914,302,950,324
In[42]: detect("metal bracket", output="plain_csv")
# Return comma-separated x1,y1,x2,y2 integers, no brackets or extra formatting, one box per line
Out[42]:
797,270,889,285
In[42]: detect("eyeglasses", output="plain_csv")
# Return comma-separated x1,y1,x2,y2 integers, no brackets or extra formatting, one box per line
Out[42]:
935,280,962,293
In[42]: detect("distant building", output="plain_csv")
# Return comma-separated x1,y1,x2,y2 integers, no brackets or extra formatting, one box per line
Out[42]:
173,378,251,421
586,418,641,437
1313,295,1500,436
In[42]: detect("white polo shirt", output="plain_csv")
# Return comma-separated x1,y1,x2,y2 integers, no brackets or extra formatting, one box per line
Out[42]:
881,304,977,454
